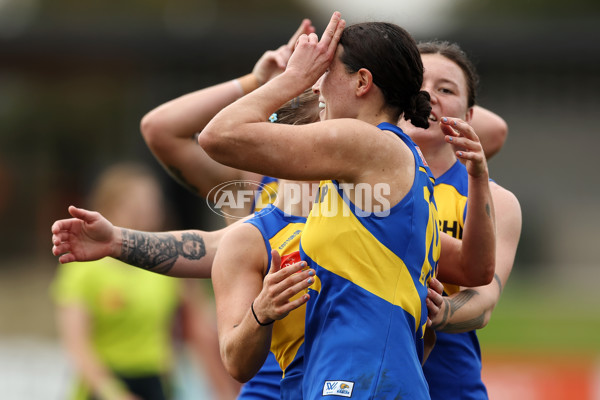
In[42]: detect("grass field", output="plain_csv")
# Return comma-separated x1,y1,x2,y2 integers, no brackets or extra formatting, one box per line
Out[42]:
477,273,600,399
478,274,600,356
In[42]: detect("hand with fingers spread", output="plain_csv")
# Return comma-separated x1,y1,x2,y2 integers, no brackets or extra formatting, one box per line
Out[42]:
253,18,316,86
441,117,489,180
252,250,314,325
51,205,119,264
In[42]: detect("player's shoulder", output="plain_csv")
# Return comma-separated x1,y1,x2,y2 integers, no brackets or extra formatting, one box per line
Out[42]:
490,181,522,219
223,217,264,243
490,181,519,203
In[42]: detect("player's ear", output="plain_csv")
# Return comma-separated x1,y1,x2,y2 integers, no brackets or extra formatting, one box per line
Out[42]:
465,106,474,123
356,68,374,97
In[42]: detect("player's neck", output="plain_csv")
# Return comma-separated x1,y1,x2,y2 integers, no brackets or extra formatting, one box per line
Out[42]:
419,145,457,178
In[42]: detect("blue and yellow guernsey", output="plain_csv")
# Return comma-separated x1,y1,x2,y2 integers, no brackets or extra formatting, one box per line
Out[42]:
300,122,440,399
423,160,488,400
244,203,308,399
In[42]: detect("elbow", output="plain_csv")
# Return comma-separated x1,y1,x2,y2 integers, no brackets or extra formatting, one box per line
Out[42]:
196,129,214,153
140,112,165,151
220,344,257,383
222,358,254,383
458,260,495,287
226,365,254,384
480,261,496,286
479,311,492,329
196,127,225,160
472,263,495,287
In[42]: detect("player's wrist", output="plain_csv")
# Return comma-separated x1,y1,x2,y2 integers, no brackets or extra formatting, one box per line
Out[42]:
234,73,261,95
251,300,274,326
114,227,126,259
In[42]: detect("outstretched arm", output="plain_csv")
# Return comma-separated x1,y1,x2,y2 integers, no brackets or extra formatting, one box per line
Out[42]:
212,224,314,382
430,184,521,332
51,205,228,278
436,117,496,287
140,19,315,205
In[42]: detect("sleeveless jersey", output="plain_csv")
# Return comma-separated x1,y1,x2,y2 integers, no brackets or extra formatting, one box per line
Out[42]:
243,204,308,400
423,160,488,400
300,122,441,399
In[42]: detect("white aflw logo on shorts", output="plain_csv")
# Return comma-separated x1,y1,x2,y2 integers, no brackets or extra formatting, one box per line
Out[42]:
323,380,354,397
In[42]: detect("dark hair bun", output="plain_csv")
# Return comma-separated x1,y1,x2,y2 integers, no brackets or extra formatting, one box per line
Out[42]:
403,90,431,129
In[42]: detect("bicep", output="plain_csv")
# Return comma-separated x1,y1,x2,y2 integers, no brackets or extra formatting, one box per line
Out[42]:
212,226,267,335
491,186,522,286
200,119,386,182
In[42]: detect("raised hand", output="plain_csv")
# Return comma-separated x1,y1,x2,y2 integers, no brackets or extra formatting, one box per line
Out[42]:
251,250,315,324
51,205,118,264
252,18,316,85
285,11,346,87
441,117,489,179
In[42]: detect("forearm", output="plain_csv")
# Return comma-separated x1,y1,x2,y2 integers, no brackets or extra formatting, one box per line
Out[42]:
141,79,249,143
460,174,496,285
220,308,273,382
141,78,262,198
430,280,499,333
199,71,307,161
116,228,221,278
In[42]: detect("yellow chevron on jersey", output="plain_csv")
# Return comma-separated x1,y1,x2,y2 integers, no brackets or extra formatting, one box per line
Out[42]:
302,180,425,329
247,205,307,376
254,178,279,212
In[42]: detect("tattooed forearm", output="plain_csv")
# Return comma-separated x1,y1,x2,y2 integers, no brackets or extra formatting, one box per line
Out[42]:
442,313,486,333
448,289,477,317
430,298,450,331
485,202,491,218
431,289,482,332
119,229,207,275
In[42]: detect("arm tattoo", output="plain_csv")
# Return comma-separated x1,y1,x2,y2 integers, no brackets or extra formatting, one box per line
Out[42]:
442,313,486,333
494,273,503,293
430,298,451,331
432,289,485,333
485,202,491,218
448,289,477,317
167,165,200,196
119,229,206,275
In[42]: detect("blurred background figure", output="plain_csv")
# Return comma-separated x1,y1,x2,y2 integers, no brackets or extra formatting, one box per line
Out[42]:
50,162,239,400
